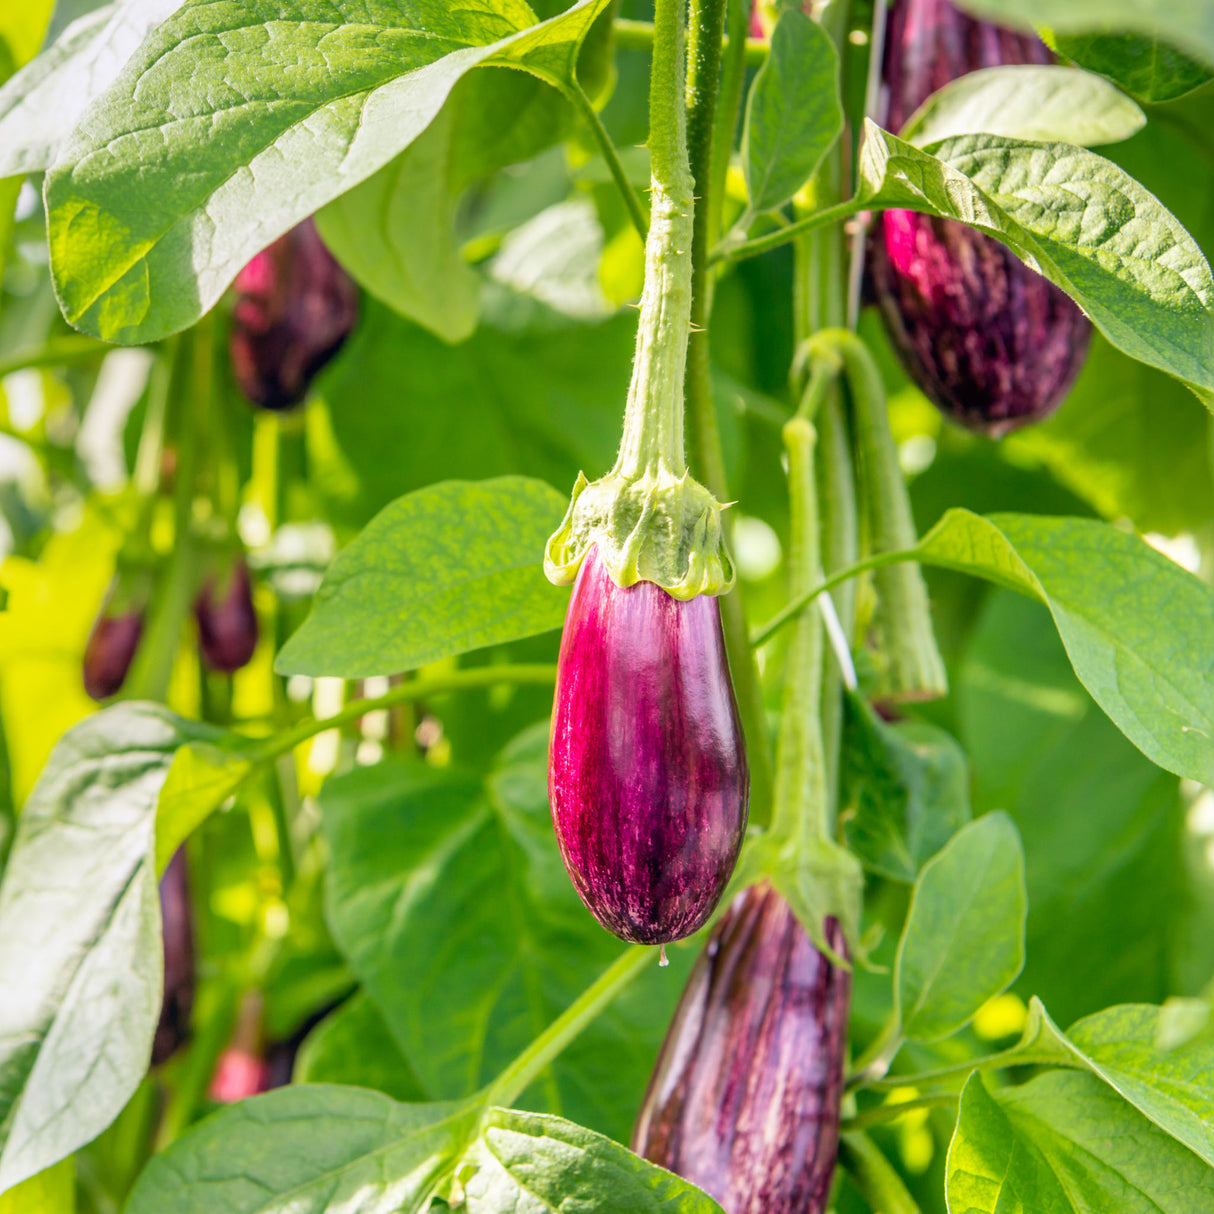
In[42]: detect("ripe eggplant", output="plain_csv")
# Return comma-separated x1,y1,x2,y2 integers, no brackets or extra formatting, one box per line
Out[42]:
549,546,748,946
633,884,850,1214
229,218,359,411
83,585,145,701
869,0,1092,436
152,847,195,1066
195,558,259,674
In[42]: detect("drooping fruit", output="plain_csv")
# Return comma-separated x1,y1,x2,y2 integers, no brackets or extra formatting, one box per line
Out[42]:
152,847,195,1066
83,580,146,700
548,546,748,946
195,558,258,674
868,0,1092,436
229,218,359,411
633,883,851,1214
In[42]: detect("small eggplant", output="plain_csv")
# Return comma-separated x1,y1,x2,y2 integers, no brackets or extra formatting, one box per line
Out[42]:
633,884,851,1214
548,546,748,946
869,0,1092,436
152,847,195,1066
195,559,259,674
83,588,145,701
229,218,359,411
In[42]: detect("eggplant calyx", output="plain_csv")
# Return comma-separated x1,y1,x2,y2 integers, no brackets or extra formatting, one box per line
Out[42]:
544,466,734,599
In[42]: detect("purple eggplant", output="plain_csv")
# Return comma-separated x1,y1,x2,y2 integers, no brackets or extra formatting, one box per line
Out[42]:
633,884,851,1214
83,583,145,701
548,546,748,945
869,0,1092,436
229,218,359,411
195,558,259,674
152,847,195,1066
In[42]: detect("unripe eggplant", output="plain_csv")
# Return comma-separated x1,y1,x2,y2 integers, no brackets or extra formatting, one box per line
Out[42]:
195,558,258,674
869,0,1092,436
152,847,195,1066
229,218,359,411
83,581,146,701
548,547,748,946
633,884,850,1214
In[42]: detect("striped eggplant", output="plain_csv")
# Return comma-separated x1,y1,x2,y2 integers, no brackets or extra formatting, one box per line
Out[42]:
548,546,748,946
633,883,851,1213
869,0,1092,436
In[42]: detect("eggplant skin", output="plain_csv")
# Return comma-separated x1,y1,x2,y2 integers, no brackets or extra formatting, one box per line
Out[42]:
229,218,359,411
152,847,195,1066
870,0,1092,436
195,559,259,674
548,546,748,945
83,608,144,701
633,885,851,1214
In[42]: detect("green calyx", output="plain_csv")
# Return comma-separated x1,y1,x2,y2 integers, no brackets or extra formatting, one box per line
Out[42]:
544,466,734,599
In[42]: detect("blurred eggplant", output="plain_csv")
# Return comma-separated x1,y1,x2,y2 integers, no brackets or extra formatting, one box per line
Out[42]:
83,577,147,701
229,218,359,411
209,994,270,1103
869,0,1092,436
633,884,851,1214
549,546,748,945
151,847,195,1066
195,558,258,674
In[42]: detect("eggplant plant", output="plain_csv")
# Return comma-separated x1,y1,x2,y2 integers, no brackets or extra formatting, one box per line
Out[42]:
0,1,1212,1213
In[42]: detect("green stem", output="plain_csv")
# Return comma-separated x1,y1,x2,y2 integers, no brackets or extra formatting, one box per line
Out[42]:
613,16,767,65
567,82,649,241
484,946,655,1108
713,197,864,264
708,0,748,253
843,1092,958,1131
848,1011,905,1087
0,335,115,378
865,1043,1067,1092
838,1132,922,1214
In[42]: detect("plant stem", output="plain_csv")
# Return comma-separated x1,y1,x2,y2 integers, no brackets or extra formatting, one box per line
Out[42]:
838,1132,922,1214
848,1011,905,1087
611,0,694,480
843,1092,958,1131
713,197,864,264
613,16,767,66
567,82,649,241
0,334,115,378
484,946,655,1108
708,0,748,247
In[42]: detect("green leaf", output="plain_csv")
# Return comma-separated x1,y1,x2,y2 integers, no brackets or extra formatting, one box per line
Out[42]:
320,729,689,1141
900,65,1144,148
913,510,1214,785
0,704,224,1192
947,1070,1214,1214
1052,32,1214,102
952,0,1214,72
44,0,613,343
122,1086,724,1214
856,122,1214,405
153,740,254,874
895,812,1027,1041
276,477,568,679
839,691,971,883
295,993,429,1103
0,1160,73,1214
742,8,842,214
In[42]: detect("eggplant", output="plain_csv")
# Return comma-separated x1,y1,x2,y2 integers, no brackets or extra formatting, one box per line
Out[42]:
869,0,1092,436
195,559,259,674
83,587,145,701
548,546,748,945
633,884,851,1214
229,218,359,411
152,847,195,1066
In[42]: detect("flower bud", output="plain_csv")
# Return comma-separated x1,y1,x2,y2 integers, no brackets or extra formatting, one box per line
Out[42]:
549,547,748,945
229,218,359,411
869,0,1092,436
633,884,851,1214
195,558,258,674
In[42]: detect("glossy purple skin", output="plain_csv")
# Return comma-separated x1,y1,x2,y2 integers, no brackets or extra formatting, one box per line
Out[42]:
869,0,1092,437
229,218,359,411
152,847,195,1066
548,547,748,945
195,560,259,674
83,609,144,700
633,885,851,1214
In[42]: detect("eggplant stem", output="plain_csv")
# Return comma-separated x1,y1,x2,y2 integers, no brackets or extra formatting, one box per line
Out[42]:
566,81,649,242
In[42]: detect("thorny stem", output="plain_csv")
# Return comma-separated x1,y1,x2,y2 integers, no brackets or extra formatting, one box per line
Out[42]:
567,82,649,241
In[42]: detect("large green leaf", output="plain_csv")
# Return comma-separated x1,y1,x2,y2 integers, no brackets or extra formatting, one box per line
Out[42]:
947,1070,1214,1214
741,7,842,214
894,813,1027,1042
1052,32,1214,102
0,704,225,1192
122,1086,724,1214
900,65,1144,147
320,728,690,1141
275,477,568,678
855,122,1214,406
951,0,1214,71
911,510,1214,785
44,0,612,343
